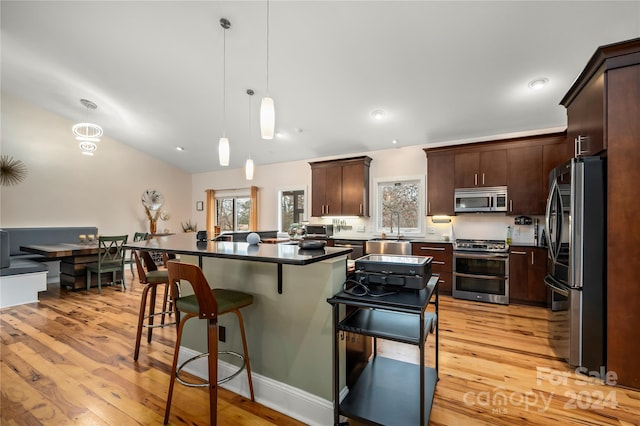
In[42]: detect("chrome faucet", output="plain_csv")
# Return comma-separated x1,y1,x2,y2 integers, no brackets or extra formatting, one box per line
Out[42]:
391,212,400,240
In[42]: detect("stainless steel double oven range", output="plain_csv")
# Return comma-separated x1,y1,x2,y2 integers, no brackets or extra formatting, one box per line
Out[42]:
453,239,509,305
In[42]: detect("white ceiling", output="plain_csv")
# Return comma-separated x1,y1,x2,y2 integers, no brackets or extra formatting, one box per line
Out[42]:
2,1,639,173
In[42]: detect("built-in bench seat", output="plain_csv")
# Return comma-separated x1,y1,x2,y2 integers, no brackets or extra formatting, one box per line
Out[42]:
0,258,48,308
0,227,98,308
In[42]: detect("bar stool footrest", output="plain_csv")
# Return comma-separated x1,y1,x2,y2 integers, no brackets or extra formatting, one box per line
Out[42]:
176,351,246,387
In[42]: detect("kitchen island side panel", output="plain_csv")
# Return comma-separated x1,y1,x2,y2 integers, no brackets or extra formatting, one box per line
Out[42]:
178,254,347,401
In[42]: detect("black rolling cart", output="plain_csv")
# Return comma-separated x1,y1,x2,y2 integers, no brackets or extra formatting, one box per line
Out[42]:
327,274,439,425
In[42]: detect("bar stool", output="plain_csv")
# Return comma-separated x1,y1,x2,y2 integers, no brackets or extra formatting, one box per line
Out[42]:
132,250,174,361
164,260,254,425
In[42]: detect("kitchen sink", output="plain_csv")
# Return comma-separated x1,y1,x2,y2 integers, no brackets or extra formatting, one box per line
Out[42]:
366,239,412,255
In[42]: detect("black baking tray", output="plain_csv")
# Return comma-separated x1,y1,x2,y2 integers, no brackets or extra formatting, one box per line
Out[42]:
355,254,432,276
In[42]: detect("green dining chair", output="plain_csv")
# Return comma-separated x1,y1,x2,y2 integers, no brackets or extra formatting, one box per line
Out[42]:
86,235,128,294
125,232,149,277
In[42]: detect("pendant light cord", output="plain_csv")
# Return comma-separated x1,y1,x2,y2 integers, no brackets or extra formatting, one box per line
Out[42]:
266,0,270,94
223,25,227,137
248,90,253,158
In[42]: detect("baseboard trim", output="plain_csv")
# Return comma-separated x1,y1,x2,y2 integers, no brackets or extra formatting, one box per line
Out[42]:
178,346,347,426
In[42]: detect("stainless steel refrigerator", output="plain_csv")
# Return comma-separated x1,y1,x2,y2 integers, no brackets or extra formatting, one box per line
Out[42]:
544,156,605,372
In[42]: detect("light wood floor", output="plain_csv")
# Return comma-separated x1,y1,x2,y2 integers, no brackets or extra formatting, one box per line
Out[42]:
2,273,639,425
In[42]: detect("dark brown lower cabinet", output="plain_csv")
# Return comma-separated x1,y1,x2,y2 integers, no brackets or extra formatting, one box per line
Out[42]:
412,242,452,295
508,246,546,306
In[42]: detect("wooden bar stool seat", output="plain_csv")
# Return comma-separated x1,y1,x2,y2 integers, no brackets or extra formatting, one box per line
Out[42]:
132,250,175,361
164,260,255,425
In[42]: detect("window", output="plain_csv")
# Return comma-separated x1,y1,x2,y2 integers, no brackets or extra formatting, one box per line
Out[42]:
216,197,251,232
374,176,425,236
277,187,306,232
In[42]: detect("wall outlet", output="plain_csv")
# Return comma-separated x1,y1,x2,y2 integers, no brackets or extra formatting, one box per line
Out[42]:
357,225,365,232
514,227,521,236
427,226,436,234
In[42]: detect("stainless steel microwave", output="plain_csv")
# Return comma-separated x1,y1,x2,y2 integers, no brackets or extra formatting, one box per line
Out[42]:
454,186,508,213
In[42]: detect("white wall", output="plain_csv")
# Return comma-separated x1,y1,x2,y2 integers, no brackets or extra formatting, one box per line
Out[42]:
0,93,192,236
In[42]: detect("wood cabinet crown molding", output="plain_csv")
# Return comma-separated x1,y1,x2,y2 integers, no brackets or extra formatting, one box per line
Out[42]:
561,37,640,107
308,155,372,169
423,131,566,156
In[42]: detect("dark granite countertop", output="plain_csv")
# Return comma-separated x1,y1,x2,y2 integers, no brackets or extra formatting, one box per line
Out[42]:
125,233,352,266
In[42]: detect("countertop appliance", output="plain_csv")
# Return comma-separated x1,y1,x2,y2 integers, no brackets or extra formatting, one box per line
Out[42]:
454,186,508,213
304,224,333,238
453,239,509,304
354,254,432,291
544,156,605,372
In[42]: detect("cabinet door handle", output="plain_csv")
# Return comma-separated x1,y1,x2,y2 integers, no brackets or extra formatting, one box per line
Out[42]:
321,205,325,215
474,173,478,186
482,173,485,185
421,246,445,251
511,251,527,255
359,204,363,215
531,251,535,265
428,202,431,214
575,135,589,157
509,200,513,212
432,260,446,265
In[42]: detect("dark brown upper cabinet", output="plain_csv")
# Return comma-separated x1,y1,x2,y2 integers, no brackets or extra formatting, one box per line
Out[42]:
309,156,371,217
454,150,507,188
507,133,566,215
427,152,455,215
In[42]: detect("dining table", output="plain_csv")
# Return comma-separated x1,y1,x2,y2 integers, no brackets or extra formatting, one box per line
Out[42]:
19,242,119,290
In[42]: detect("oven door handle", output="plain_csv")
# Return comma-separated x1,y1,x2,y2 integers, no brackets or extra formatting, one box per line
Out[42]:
544,275,570,296
454,272,506,280
454,252,508,260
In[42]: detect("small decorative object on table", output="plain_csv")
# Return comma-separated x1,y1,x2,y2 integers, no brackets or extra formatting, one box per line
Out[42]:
181,220,197,233
196,231,208,242
247,232,261,245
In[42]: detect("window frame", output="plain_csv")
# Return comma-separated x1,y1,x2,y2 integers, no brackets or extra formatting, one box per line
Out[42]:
372,175,426,237
276,186,308,233
215,194,251,232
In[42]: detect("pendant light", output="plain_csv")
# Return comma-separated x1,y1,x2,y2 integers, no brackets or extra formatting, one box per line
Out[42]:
260,0,275,139
245,89,255,180
218,18,231,166
72,99,103,156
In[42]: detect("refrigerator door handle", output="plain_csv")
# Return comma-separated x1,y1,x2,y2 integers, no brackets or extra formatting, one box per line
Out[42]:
544,275,569,296
545,179,561,264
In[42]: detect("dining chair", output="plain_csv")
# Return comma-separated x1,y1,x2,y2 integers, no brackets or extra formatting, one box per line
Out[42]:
132,249,174,361
86,235,128,294
164,260,254,425
125,232,149,277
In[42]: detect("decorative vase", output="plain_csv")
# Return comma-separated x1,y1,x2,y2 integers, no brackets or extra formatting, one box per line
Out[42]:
150,219,157,234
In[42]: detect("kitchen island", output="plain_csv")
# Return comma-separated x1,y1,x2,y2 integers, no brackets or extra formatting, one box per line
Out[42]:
126,233,352,425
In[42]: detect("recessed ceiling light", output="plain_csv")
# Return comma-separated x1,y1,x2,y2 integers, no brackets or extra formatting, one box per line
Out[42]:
176,146,185,151
275,131,283,138
392,139,398,145
528,78,549,90
371,110,385,120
